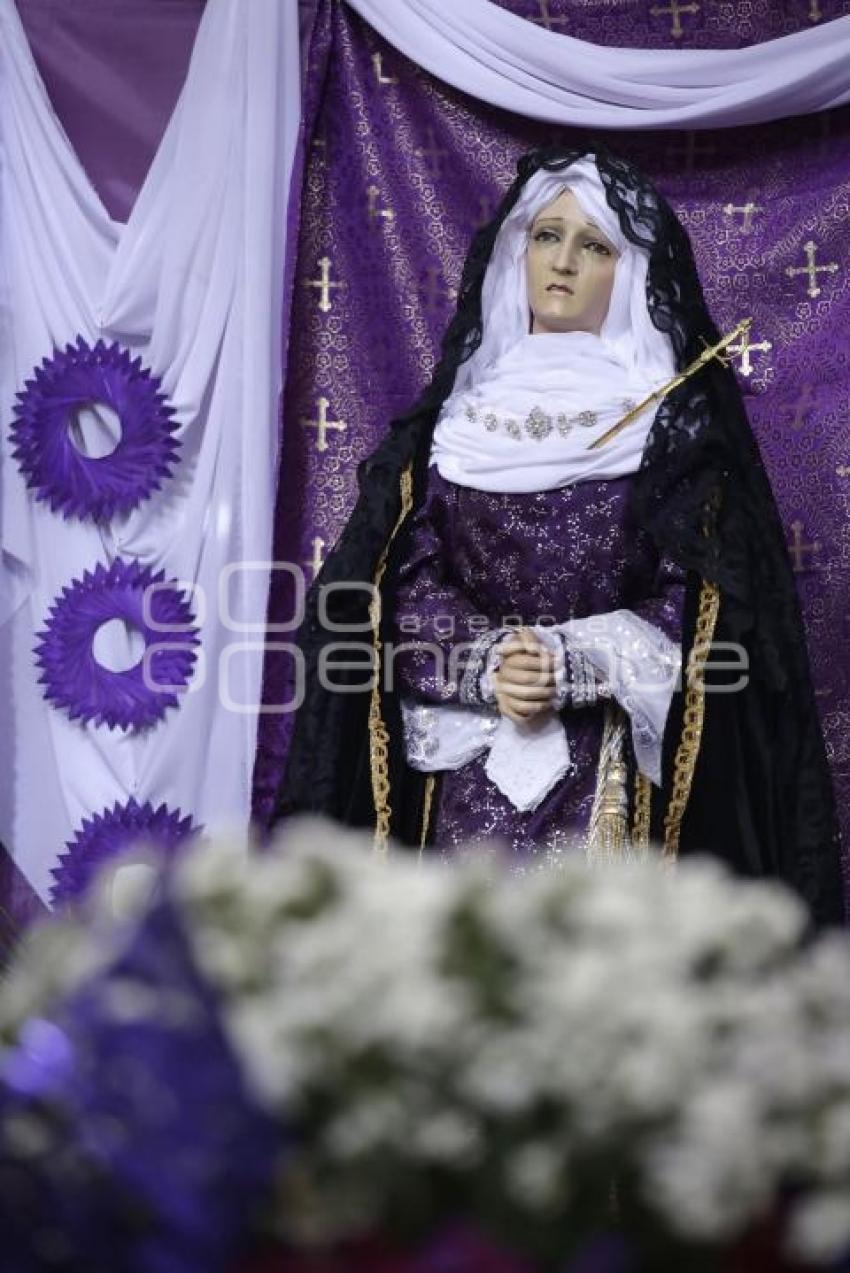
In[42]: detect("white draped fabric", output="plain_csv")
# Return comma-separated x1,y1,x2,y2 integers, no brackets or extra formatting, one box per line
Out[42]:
0,0,299,903
345,0,850,128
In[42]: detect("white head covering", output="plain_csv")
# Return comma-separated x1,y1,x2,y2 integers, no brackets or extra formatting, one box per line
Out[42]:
430,157,677,493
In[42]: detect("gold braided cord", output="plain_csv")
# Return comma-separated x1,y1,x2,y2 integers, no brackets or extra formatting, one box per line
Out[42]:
369,464,414,857
662,578,722,860
418,774,436,860
632,771,652,853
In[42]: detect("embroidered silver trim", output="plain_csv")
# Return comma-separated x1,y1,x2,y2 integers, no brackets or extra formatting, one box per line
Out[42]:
568,646,599,708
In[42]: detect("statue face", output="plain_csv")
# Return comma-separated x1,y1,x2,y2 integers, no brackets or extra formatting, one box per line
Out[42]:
526,189,620,336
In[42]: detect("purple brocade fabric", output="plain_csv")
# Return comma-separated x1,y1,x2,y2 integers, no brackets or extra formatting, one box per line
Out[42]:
392,468,684,856
253,0,850,909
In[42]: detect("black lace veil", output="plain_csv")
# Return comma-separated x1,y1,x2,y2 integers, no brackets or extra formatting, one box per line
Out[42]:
274,144,844,926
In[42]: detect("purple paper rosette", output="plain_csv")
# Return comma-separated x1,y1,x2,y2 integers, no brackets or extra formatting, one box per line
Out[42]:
10,336,180,522
35,559,200,731
50,798,201,908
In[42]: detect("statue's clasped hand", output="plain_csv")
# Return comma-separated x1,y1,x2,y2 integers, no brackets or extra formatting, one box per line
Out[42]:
490,627,561,725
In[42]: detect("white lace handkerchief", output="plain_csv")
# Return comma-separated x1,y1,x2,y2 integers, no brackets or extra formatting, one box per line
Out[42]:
485,713,571,812
401,698,568,812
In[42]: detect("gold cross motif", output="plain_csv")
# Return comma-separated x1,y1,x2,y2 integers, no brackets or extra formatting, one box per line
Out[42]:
304,257,345,314
722,201,763,234
808,0,822,21
420,265,457,317
650,0,699,38
836,465,850,477
668,131,715,172
783,382,815,431
301,398,347,453
414,127,448,178
371,52,398,85
367,185,395,226
726,326,772,377
303,536,326,582
785,240,839,298
533,0,570,30
787,520,821,573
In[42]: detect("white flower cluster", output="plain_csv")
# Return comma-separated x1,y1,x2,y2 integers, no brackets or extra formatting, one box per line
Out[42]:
3,819,850,1266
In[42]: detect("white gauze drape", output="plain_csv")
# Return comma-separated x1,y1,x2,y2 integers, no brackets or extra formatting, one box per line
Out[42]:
345,0,850,128
0,0,299,903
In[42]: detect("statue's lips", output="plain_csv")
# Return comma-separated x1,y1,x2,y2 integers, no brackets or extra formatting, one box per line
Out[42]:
547,283,574,294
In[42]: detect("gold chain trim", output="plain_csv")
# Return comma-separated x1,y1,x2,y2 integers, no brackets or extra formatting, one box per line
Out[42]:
418,774,436,860
369,463,414,857
632,772,652,853
662,578,721,860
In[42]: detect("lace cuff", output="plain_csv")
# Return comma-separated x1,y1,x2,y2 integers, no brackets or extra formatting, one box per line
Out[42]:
536,630,610,712
563,638,613,708
545,612,681,786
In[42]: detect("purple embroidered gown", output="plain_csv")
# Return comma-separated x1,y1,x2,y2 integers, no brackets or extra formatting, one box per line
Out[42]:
392,465,686,858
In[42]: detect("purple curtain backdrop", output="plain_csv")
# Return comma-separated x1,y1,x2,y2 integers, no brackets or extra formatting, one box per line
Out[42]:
6,0,850,927
14,0,205,224
252,0,850,907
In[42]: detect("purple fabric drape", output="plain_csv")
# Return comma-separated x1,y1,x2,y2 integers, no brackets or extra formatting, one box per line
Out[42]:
14,0,205,223
253,0,850,908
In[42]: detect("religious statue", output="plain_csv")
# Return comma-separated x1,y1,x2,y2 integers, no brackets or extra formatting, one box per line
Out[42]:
273,146,844,926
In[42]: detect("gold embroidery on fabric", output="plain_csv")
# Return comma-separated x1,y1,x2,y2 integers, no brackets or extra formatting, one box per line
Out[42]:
369,463,414,856
721,201,762,234
533,1,570,32
304,256,346,313
632,771,652,852
367,185,396,225
662,578,721,860
726,324,772,378
371,51,398,86
649,0,700,41
301,397,347,453
303,536,326,582
787,520,822,573
419,774,436,860
785,239,839,299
